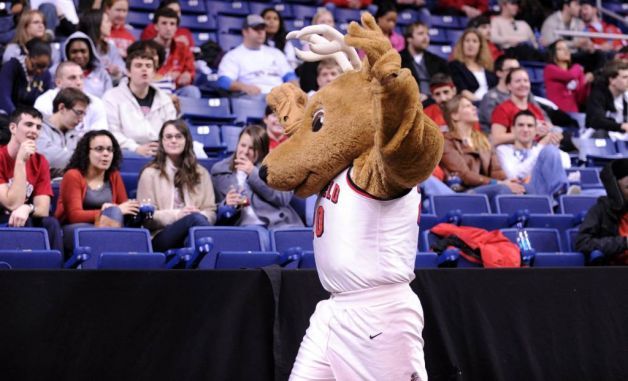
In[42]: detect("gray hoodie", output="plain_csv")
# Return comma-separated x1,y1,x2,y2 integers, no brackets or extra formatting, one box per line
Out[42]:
62,32,112,98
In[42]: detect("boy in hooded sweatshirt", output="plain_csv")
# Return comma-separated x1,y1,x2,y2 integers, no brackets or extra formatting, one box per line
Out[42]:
576,158,628,265
61,31,113,97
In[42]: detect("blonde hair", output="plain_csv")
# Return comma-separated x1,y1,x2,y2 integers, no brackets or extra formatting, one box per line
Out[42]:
451,28,494,71
312,8,334,25
13,10,46,46
443,95,491,152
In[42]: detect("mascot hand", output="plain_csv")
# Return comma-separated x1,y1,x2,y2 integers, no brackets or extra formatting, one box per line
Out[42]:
345,13,400,83
266,83,308,136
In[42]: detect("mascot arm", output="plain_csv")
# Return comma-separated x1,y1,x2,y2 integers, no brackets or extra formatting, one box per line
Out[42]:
346,14,444,198
247,167,294,207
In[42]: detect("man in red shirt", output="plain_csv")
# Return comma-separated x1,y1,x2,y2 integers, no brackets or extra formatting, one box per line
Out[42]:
580,1,626,52
0,106,63,253
151,7,200,98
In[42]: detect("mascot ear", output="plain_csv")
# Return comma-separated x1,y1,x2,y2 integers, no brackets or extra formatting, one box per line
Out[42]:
266,83,308,136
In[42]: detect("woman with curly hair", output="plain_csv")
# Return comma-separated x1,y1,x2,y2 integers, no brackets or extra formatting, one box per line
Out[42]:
136,120,216,252
262,8,298,69
448,28,497,102
55,130,139,252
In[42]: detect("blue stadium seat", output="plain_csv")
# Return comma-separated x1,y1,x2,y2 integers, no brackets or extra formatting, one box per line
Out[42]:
0,250,62,269
446,29,464,44
216,14,246,35
299,250,316,268
291,4,319,20
575,138,622,166
120,157,151,173
207,0,249,16
249,2,294,18
73,228,156,269
428,27,448,45
198,157,221,173
426,44,452,60
284,18,310,32
567,112,586,130
270,227,313,253
191,31,217,46
126,10,153,28
566,167,603,189
565,227,580,252
289,195,316,226
188,226,270,268
220,125,242,153
531,252,585,267
501,228,564,252
559,195,598,216
180,97,236,124
0,228,50,250
430,194,491,215
121,172,139,198
189,125,227,155
231,96,267,123
429,14,463,29
415,252,438,268
396,9,419,26
616,140,628,155
459,214,509,231
212,250,300,269
217,33,243,51
180,14,216,31
128,0,158,11
333,7,362,23
97,252,166,269
495,195,553,215
179,0,206,14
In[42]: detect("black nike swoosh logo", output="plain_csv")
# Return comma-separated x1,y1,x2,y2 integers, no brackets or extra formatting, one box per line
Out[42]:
369,332,382,340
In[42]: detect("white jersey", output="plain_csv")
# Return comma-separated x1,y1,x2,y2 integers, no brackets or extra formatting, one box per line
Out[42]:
313,168,421,294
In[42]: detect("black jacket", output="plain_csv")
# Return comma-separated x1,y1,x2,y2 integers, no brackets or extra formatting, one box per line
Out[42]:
400,48,450,90
448,60,497,96
585,81,627,133
575,161,628,261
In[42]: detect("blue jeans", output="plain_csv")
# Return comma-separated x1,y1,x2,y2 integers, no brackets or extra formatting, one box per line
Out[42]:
525,145,568,197
175,85,201,99
152,212,211,252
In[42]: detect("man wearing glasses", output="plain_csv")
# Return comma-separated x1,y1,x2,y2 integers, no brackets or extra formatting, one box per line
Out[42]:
0,106,63,253
37,88,90,178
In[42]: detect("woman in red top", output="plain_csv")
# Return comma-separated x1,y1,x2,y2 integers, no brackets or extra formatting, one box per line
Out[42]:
55,130,139,251
491,67,551,146
544,39,592,113
105,0,136,58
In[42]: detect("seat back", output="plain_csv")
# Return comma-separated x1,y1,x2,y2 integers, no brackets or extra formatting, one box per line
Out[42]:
180,97,235,123
212,251,282,269
501,228,563,252
221,125,242,153
270,228,313,253
559,195,598,215
0,250,62,269
565,228,580,252
216,14,246,35
0,228,50,250
299,251,316,269
75,228,153,268
206,0,249,16
495,195,553,214
97,253,165,269
415,252,438,268
231,97,267,124
430,194,491,215
189,226,269,267
179,14,215,32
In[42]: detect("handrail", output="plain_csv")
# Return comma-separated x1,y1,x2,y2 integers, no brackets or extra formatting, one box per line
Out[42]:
555,30,628,41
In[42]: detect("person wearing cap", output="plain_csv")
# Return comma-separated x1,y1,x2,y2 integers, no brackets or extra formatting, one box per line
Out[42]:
490,0,538,52
399,21,450,100
467,15,503,60
576,158,628,265
580,0,626,52
217,14,297,97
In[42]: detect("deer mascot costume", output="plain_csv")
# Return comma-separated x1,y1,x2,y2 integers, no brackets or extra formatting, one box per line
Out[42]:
259,13,443,380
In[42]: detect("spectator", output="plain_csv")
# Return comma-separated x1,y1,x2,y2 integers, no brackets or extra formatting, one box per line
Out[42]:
33,0,79,38
449,28,497,102
34,61,108,133
400,21,450,99
491,67,551,146
150,7,200,98
262,8,298,69
264,106,286,150
306,58,342,97
440,95,522,201
584,61,628,138
0,38,52,115
374,1,404,52
103,48,176,156
0,106,63,253
580,0,626,52
104,0,135,58
478,54,520,132
491,0,541,61
575,158,628,265
211,125,304,228
496,110,571,198
296,9,336,92
467,15,503,60
435,0,487,18
2,10,48,63
62,31,113,97
140,0,194,48
423,73,458,130
544,39,592,113
37,87,90,178
55,130,139,253
136,120,216,252
540,0,586,49
79,10,126,83
217,14,297,96
323,0,371,9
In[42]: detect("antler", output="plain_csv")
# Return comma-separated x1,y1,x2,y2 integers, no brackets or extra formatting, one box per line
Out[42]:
286,24,361,72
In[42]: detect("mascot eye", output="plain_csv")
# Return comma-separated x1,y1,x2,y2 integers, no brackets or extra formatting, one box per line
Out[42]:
312,109,325,132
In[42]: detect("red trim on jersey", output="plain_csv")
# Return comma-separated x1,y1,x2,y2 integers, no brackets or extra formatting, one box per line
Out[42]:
345,167,412,201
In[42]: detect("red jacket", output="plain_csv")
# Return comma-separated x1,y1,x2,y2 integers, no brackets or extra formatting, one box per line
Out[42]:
437,0,488,13
157,39,196,87
55,169,128,224
543,63,589,113
141,24,194,48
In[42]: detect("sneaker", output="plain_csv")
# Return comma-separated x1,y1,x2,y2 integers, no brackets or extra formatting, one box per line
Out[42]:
567,185,582,195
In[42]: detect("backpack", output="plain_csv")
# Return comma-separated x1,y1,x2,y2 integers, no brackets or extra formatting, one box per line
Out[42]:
430,223,521,268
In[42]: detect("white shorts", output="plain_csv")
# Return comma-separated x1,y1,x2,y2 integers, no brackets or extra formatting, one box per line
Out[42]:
289,283,427,381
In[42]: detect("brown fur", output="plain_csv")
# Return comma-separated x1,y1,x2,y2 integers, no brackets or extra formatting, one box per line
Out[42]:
262,13,443,199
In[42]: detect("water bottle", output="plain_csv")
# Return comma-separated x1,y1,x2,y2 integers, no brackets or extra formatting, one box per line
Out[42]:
446,172,464,192
516,222,535,266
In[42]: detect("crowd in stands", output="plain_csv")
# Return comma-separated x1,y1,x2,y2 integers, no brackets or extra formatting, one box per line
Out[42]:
0,0,627,263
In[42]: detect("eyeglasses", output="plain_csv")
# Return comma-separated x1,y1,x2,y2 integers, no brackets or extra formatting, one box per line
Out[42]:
163,133,184,141
90,146,114,153
70,108,86,117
